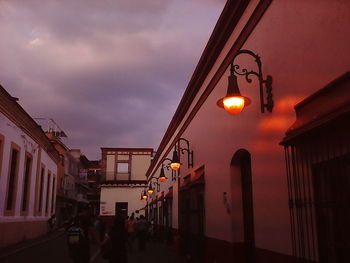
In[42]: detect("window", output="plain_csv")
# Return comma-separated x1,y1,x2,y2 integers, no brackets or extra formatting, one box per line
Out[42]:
45,172,51,214
5,143,20,215
117,162,129,173
116,162,129,180
21,154,32,213
38,166,45,213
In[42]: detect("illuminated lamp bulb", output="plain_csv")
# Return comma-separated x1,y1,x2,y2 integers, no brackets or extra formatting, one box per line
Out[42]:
142,190,148,200
147,188,154,195
223,96,245,115
159,175,167,182
158,167,168,182
217,74,251,115
170,149,181,171
170,162,181,170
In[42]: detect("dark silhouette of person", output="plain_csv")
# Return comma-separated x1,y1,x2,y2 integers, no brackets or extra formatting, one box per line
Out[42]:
136,215,149,251
105,215,128,263
67,216,90,263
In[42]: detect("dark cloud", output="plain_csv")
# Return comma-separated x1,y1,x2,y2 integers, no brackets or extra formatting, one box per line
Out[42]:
0,0,224,159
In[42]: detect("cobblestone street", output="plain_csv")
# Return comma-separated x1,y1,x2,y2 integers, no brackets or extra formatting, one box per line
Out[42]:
0,230,185,263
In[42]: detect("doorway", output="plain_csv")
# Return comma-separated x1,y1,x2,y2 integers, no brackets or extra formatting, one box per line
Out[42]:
231,149,255,263
115,202,128,219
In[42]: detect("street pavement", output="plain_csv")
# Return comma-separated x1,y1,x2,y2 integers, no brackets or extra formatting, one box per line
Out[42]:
0,230,185,263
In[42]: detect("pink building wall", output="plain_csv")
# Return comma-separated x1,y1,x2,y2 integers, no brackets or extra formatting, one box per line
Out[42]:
148,0,350,261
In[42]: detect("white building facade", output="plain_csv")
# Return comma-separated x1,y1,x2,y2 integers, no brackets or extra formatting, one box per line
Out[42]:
0,86,59,248
99,148,152,225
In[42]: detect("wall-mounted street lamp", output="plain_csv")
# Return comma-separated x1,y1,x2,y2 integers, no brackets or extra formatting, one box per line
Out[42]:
147,184,154,195
169,138,194,172
158,165,168,182
141,190,148,200
158,157,176,182
217,49,273,115
147,177,160,194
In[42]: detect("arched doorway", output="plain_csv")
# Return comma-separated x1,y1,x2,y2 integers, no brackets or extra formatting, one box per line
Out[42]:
231,149,255,263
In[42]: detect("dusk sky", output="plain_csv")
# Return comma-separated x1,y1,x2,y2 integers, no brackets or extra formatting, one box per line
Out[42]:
0,0,225,160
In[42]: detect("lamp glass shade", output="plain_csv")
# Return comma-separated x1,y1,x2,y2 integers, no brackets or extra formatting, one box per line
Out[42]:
170,149,181,170
159,175,168,182
147,188,154,195
216,71,251,115
142,195,148,200
170,162,181,170
158,167,167,182
223,96,245,115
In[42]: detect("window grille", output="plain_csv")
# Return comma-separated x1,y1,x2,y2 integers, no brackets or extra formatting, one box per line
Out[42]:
283,112,350,263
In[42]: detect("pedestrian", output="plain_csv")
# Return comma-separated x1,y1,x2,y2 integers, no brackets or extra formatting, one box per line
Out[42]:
102,216,128,263
66,208,94,263
148,219,155,241
136,215,149,251
66,216,90,263
126,213,136,250
94,216,106,242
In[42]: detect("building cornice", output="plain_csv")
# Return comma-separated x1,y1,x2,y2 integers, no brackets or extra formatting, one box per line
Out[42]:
0,85,61,164
101,147,153,153
101,180,147,186
146,0,272,178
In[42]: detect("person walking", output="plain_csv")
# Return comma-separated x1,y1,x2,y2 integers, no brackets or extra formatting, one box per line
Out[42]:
66,216,90,263
126,213,136,250
136,215,149,251
66,208,95,263
102,216,128,263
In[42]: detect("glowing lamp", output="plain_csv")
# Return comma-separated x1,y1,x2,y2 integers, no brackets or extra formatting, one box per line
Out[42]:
217,50,273,114
141,190,148,200
217,74,251,115
170,149,181,171
147,184,154,195
170,162,180,171
158,166,168,182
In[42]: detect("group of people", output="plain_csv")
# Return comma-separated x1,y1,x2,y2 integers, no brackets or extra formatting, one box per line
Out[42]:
125,213,149,252
66,210,151,263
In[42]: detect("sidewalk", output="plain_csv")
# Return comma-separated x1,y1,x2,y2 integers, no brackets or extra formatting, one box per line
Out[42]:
0,228,64,260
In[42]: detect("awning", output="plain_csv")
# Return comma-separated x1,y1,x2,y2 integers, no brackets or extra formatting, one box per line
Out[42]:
281,71,350,145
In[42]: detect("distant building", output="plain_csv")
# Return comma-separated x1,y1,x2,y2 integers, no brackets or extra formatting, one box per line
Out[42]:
99,148,152,224
0,86,59,248
86,160,102,216
43,122,91,223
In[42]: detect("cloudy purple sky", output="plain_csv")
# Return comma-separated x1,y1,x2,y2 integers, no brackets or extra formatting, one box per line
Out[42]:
0,0,225,160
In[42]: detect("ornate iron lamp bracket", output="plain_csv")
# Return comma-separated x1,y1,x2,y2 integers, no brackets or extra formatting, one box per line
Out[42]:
176,138,194,168
162,157,177,182
232,49,273,113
